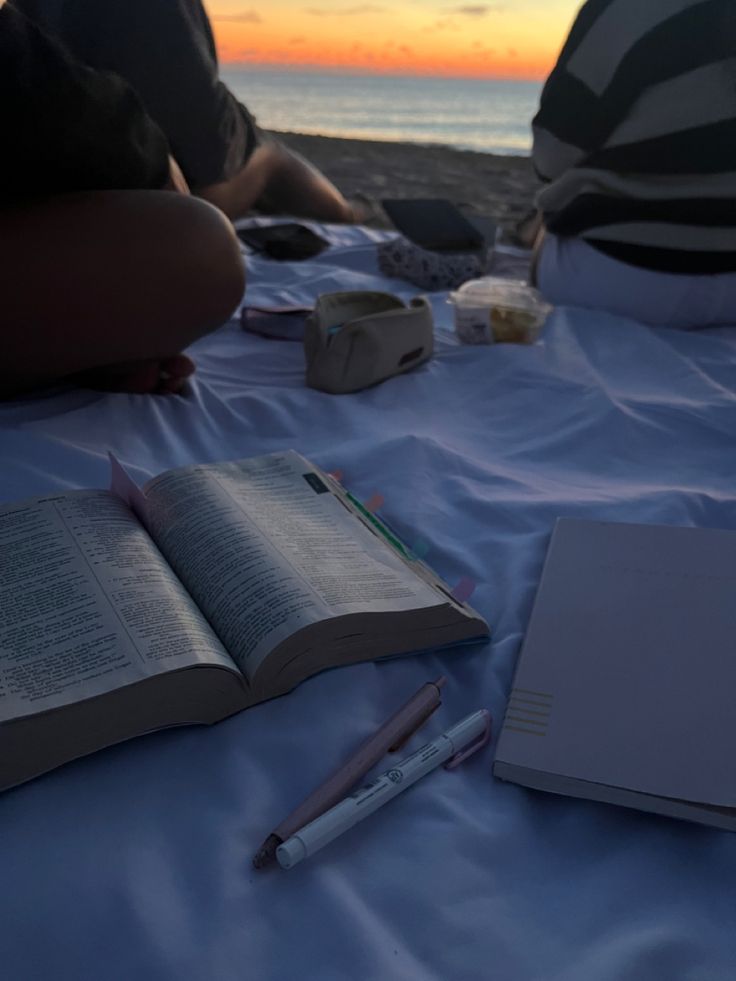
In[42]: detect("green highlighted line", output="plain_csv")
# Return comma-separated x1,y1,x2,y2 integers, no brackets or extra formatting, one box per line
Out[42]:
344,491,412,561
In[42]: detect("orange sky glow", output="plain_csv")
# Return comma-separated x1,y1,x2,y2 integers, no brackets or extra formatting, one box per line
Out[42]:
208,1,582,81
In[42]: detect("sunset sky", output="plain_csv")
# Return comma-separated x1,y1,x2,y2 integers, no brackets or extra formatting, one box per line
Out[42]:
208,1,582,80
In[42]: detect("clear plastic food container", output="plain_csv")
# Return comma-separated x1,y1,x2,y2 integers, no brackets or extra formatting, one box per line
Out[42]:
449,277,552,345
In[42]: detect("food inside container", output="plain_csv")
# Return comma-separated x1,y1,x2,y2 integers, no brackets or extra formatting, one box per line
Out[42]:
449,277,552,344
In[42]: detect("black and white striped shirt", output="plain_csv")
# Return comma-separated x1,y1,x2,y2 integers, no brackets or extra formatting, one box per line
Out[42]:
533,0,736,273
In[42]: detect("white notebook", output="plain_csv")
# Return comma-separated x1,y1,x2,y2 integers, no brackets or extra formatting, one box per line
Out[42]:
493,517,736,831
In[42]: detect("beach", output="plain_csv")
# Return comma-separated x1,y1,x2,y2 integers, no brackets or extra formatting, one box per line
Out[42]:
273,130,540,233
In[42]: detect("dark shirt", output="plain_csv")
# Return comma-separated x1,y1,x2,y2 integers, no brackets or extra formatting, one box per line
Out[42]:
0,1,171,204
16,0,260,188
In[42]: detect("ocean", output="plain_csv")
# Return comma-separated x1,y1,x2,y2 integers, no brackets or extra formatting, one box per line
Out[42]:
221,68,541,156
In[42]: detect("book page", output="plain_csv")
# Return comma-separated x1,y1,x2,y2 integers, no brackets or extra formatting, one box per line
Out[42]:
144,452,442,679
0,491,236,722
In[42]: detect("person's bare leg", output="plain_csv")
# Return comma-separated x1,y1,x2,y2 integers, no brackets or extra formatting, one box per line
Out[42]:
529,225,547,288
0,190,245,398
511,208,544,251
197,136,357,223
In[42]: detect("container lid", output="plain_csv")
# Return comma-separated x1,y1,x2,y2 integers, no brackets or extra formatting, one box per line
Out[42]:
449,276,551,319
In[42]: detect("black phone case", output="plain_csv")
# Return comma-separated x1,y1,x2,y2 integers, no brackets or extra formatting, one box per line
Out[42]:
236,223,329,260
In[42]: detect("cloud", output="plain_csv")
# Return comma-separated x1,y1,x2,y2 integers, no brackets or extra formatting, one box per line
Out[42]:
422,17,461,33
211,10,262,23
441,4,505,14
304,4,385,14
290,35,306,44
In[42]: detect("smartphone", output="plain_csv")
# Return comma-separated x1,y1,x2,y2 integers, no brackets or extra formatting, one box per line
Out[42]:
236,223,329,260
381,198,488,253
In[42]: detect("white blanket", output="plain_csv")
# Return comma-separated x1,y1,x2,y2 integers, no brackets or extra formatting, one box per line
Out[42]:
1,222,735,981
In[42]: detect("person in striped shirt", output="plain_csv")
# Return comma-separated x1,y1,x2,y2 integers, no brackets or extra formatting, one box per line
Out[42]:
532,0,736,328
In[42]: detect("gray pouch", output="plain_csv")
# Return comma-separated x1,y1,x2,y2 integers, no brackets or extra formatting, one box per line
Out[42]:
304,291,434,394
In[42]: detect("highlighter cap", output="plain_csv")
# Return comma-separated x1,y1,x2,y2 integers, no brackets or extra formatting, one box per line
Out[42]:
276,836,308,870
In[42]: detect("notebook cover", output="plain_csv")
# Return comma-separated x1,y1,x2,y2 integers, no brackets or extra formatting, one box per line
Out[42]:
493,518,736,807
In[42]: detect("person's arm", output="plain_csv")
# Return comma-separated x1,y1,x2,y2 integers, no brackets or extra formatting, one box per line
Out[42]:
0,1,173,201
164,154,190,195
198,134,356,223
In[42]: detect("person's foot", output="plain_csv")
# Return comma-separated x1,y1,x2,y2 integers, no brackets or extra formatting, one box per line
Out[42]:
69,354,196,394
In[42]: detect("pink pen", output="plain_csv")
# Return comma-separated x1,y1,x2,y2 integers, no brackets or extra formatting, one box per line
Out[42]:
252,676,446,869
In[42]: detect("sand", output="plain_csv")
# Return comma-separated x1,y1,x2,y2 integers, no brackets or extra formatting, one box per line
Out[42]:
273,130,541,235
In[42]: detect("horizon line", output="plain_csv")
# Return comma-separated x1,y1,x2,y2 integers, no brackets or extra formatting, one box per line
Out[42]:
219,61,544,84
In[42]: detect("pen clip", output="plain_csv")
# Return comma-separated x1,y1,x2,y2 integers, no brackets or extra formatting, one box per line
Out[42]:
444,711,492,770
388,700,440,753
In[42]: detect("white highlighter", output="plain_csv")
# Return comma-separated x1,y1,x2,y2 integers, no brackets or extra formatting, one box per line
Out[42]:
276,708,491,869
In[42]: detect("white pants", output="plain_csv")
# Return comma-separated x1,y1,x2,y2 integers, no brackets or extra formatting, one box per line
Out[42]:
536,234,736,328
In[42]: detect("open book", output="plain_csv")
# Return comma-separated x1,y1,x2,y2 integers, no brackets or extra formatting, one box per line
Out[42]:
0,451,489,791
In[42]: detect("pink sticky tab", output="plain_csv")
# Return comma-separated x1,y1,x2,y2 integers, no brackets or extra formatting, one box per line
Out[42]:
364,493,384,513
328,469,344,482
451,577,477,605
109,452,149,527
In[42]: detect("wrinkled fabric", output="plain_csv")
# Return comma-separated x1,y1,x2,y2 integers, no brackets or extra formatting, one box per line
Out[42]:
1,223,735,981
